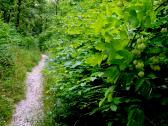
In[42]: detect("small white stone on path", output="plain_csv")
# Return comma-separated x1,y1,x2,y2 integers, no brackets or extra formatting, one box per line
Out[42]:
10,55,48,126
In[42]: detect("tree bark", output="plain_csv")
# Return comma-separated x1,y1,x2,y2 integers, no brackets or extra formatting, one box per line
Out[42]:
54,0,59,15
16,0,22,28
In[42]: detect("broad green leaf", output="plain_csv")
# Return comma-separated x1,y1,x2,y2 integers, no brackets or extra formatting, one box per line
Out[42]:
108,122,113,126
95,42,106,51
85,53,107,66
80,83,86,87
128,9,139,27
112,97,122,105
117,50,132,59
110,105,117,112
135,78,145,91
99,98,106,107
105,87,114,99
127,107,144,126
104,66,120,83
144,15,151,27
108,93,113,102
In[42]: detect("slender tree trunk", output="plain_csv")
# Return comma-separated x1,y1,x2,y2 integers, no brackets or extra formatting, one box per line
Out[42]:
7,4,14,23
16,0,22,28
3,11,7,22
6,10,11,23
3,10,11,23
54,0,59,15
1,6,8,23
55,3,57,15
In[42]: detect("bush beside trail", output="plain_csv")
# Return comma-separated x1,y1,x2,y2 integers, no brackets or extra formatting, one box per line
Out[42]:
0,19,41,126
42,0,168,126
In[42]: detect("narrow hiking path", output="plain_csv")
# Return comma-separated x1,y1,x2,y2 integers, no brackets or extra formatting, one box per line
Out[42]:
10,55,48,126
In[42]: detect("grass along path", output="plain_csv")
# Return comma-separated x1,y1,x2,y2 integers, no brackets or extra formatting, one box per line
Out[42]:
10,55,48,126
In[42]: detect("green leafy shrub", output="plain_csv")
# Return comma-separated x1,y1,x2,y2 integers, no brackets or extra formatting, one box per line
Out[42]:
43,0,168,126
0,44,14,67
38,31,53,51
0,19,41,126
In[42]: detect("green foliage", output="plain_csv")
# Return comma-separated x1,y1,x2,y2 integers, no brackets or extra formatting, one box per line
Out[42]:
42,0,168,126
0,48,41,126
0,1,46,125
0,0,47,35
0,19,41,126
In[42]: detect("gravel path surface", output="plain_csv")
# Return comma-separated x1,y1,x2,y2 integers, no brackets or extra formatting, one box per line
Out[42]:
10,55,48,126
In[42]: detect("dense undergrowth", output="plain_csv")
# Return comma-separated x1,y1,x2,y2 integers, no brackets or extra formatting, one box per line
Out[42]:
0,19,41,126
42,0,168,126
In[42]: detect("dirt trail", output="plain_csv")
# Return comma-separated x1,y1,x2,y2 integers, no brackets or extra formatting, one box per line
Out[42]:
10,55,48,126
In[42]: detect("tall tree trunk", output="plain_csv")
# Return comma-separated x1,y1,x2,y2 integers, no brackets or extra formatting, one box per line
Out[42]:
3,10,11,23
7,4,14,23
3,11,7,22
54,0,59,15
6,11,11,23
16,0,22,28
